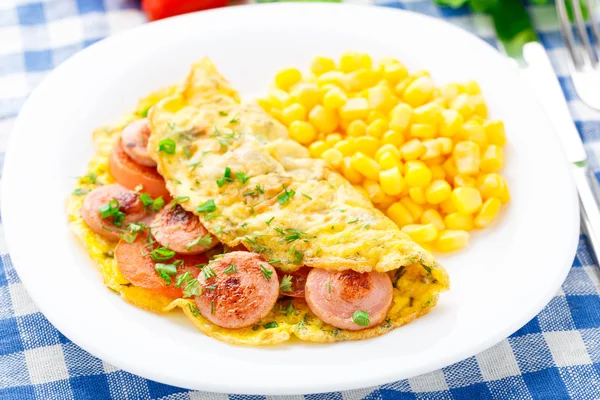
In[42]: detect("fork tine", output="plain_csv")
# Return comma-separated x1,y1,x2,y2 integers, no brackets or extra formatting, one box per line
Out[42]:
557,0,584,69
584,0,600,61
571,0,598,65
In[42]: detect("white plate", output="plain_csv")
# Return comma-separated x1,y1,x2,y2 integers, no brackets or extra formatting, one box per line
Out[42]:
2,3,579,395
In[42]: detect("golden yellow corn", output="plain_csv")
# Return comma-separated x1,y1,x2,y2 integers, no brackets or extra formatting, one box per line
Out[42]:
444,212,474,231
400,197,424,220
409,187,426,205
462,121,487,149
410,123,436,139
351,152,380,180
387,202,414,227
288,121,316,144
268,89,292,109
450,93,474,119
381,129,404,147
484,120,507,147
499,177,510,204
347,120,367,137
421,139,443,160
280,103,307,125
421,209,445,231
464,80,481,95
439,109,463,137
437,137,453,155
340,98,370,120
367,110,387,124
321,148,343,168
309,140,328,158
379,166,404,196
333,139,355,156
453,141,481,175
403,76,434,107
378,195,397,210
401,138,426,160
354,136,380,157
388,103,413,133
451,187,483,214
309,105,339,133
289,83,321,110
478,173,503,199
474,197,501,228
425,179,451,204
404,160,432,187
341,157,364,184
367,119,389,138
257,97,271,112
311,56,336,76
454,174,476,188
363,179,386,203
379,58,408,83
440,197,457,214
442,157,458,180
480,145,504,173
340,51,370,73
317,71,350,91
322,87,348,110
413,103,443,125
378,152,402,170
435,230,469,252
275,68,302,91
430,165,446,180
402,224,438,243
325,133,343,146
394,76,416,97
441,83,460,102
348,68,378,91
367,84,396,112
470,94,488,118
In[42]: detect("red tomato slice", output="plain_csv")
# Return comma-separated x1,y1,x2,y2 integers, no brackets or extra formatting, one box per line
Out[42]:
142,0,228,21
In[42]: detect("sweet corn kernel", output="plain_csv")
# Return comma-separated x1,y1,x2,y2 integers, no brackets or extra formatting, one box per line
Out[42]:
311,56,336,76
394,76,416,97
325,133,343,146
290,83,321,110
425,180,451,204
470,94,488,117
275,68,302,91
430,165,446,180
309,105,339,133
339,118,352,133
450,93,474,119
321,148,343,168
421,209,445,231
288,121,317,144
269,108,282,122
340,51,370,73
451,187,483,214
440,109,463,137
444,212,474,231
441,83,460,102
410,123,436,138
442,157,459,180
367,119,389,138
351,152,380,180
348,68,378,91
421,139,443,160
347,120,367,137
453,141,481,175
378,152,402,170
413,103,443,125
309,140,328,158
322,88,348,109
435,230,469,252
403,76,434,107
401,139,426,161
367,85,396,112
354,185,370,200
268,89,292,109
464,80,481,95
474,197,501,228
379,167,404,196
280,103,307,125
375,144,402,161
404,160,432,187
378,195,397,210
409,187,426,204
334,139,356,156
340,98,370,120
366,110,386,124
462,121,487,149
454,174,476,188
317,71,350,91
400,197,424,220
481,145,504,173
438,137,453,155
389,103,413,133
354,136,380,157
257,98,271,112
440,197,457,214
478,173,504,199
381,129,404,147
401,224,438,243
379,58,409,84
484,120,507,147
341,157,364,184
387,202,414,227
363,179,386,203
499,177,510,204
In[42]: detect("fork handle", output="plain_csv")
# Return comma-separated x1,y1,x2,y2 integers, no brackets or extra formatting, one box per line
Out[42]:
575,166,600,263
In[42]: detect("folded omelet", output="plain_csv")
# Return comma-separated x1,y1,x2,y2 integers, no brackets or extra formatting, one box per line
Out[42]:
68,58,449,345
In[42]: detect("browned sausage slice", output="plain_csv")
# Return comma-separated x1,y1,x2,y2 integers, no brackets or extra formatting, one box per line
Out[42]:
277,267,310,298
305,269,393,331
121,119,157,167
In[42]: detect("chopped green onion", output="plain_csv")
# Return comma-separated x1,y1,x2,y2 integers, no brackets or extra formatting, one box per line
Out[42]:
277,184,296,205
186,234,213,250
152,196,165,211
301,193,312,199
202,266,216,279
139,193,154,206
236,172,249,184
352,310,370,327
224,263,237,274
155,263,177,285
158,138,176,154
196,199,216,213
150,247,175,262
260,265,273,281
263,322,278,329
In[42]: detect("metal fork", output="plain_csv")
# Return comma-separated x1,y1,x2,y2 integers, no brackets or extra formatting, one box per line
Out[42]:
557,0,600,110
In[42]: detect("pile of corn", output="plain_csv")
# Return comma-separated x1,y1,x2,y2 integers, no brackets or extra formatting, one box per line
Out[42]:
258,51,509,253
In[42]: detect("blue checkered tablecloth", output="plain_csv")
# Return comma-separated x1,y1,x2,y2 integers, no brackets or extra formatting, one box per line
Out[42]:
2,0,600,398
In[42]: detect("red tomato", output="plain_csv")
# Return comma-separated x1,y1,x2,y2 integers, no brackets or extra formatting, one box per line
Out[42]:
142,0,228,21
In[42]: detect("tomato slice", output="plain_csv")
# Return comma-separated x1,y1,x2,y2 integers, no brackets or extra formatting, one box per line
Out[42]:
142,0,228,21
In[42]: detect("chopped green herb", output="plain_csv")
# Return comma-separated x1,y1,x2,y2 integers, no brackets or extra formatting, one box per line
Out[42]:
260,265,273,281
139,193,154,206
155,263,177,285
81,173,97,184
140,107,150,118
215,226,223,235
423,265,432,274
235,171,249,184
216,167,234,188
175,271,192,288
189,161,201,171
210,300,215,314
229,116,240,124
280,275,293,292
202,266,216,279
292,250,303,264
210,129,241,150
224,263,237,274
240,222,248,229
283,229,305,244
205,285,217,291
158,138,176,154
152,196,165,211
301,193,312,199
173,196,190,205
316,247,322,255
327,281,331,293
279,302,297,316
150,247,175,262
352,310,370,326
268,259,281,264
186,234,213,250
172,178,181,185
277,184,296,205
265,217,274,226
167,122,176,130
197,199,217,213
348,219,359,224
72,188,87,196
263,322,278,329
219,111,228,116
182,146,190,160
255,185,264,194
98,200,125,226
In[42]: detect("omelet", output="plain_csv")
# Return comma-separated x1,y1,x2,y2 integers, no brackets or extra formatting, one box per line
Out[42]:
68,58,449,345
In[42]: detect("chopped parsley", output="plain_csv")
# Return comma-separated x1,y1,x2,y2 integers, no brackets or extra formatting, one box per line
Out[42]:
255,185,264,194
98,200,125,226
186,234,213,250
263,322,278,329
224,263,237,274
121,222,146,243
279,302,297,316
158,138,176,154
155,263,177,285
175,271,192,288
279,275,293,292
289,247,303,264
265,217,274,226
260,265,273,281
150,247,175,262
196,199,216,213
352,310,370,327
277,184,296,205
